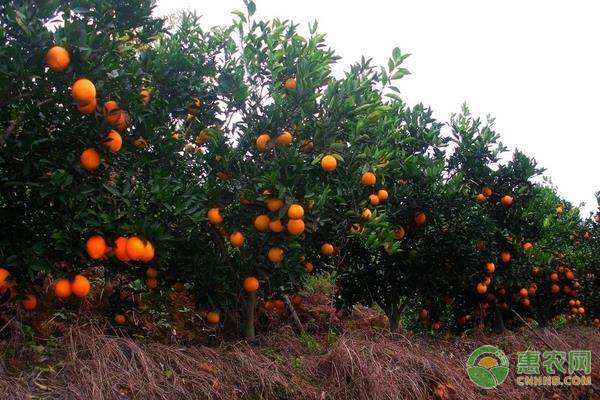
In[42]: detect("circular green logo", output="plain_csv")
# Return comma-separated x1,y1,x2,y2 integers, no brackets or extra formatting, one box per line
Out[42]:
466,345,510,389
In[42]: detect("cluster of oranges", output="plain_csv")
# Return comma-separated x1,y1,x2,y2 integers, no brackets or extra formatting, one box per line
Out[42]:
53,274,91,300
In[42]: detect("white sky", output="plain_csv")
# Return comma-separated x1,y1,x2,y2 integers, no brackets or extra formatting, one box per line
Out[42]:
155,0,599,216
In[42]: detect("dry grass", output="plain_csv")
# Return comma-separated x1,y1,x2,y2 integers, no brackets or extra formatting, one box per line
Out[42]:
1,321,598,400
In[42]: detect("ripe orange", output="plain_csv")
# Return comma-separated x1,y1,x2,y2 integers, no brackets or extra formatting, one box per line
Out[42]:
476,193,486,203
519,288,528,298
577,307,585,315
206,311,220,325
476,282,487,294
304,261,314,273
500,195,513,207
481,186,493,197
111,111,128,132
229,231,245,247
565,270,575,280
274,299,285,311
500,251,511,263
361,208,372,220
71,274,90,297
287,204,304,219
114,237,130,262
263,300,275,311
483,276,492,286
550,284,560,294
146,267,158,278
361,172,376,187
291,294,303,306
266,198,284,212
287,219,305,235
86,235,107,260
321,243,334,256
207,208,223,224
485,262,496,274
103,101,120,119
77,99,97,114
268,247,284,263
22,294,37,311
418,309,428,320
522,298,531,307
80,148,101,171
46,46,70,71
414,212,427,226
549,272,559,282
0,268,10,292
134,137,148,149
254,214,270,231
243,276,259,293
377,189,389,202
556,206,564,215
72,78,96,105
394,227,405,240
528,284,537,296
320,155,337,172
275,131,293,145
431,322,442,331
146,278,158,289
102,130,123,153
256,134,271,152
284,78,297,90
125,236,146,261
54,278,72,298
368,194,380,206
522,242,533,252
114,314,126,325
141,240,155,262
140,88,150,105
269,219,284,233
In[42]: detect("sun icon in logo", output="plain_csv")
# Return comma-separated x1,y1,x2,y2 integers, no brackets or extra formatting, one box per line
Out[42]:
466,345,510,389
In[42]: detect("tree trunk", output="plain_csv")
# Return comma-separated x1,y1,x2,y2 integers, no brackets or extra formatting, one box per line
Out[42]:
492,305,506,333
243,292,257,340
386,300,406,332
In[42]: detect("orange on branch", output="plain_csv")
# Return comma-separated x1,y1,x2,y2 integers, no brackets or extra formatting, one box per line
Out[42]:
256,134,271,152
72,78,96,105
361,172,376,187
71,274,90,297
287,204,304,219
321,155,337,172
80,148,101,171
207,208,223,225
114,237,130,262
254,215,270,231
275,131,293,145
287,219,305,235
269,219,284,233
46,46,70,71
321,243,334,256
86,235,107,260
268,247,284,263
54,279,72,298
229,231,245,247
206,311,220,325
103,130,123,153
125,236,146,261
243,277,259,293
22,294,37,311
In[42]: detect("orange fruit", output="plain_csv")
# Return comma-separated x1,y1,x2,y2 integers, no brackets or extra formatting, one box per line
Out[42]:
72,78,96,105
22,293,37,311
287,204,304,219
77,98,97,114
550,284,560,294
565,270,575,280
266,198,284,212
287,219,305,235
320,155,337,172
549,272,559,282
146,267,158,278
483,276,492,286
522,242,533,252
263,300,275,311
431,322,442,331
243,276,259,293
284,78,297,90
476,282,487,294
476,193,486,203
54,278,72,298
519,288,528,298
207,208,223,225
46,46,70,71
254,214,270,231
141,241,155,263
275,131,293,145
304,261,314,273
418,309,428,320
556,206,564,215
269,219,284,233
146,278,158,289
0,268,10,292
71,274,90,297
522,298,531,307
394,227,405,240
256,134,271,152
125,236,146,261
485,262,496,274
291,294,303,306
361,172,376,187
377,189,389,202
112,111,128,132
268,247,284,263
134,137,148,149
86,235,106,260
500,251,511,263
103,101,120,119
500,195,513,207
361,208,372,220
114,314,126,325
229,231,245,247
368,194,380,206
195,130,209,145
321,243,334,256
114,237,130,262
140,88,150,105
300,139,314,153
206,311,220,325
577,307,585,315
481,187,493,198
102,130,123,153
80,148,101,171
274,299,285,311
414,212,427,226
528,284,537,296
